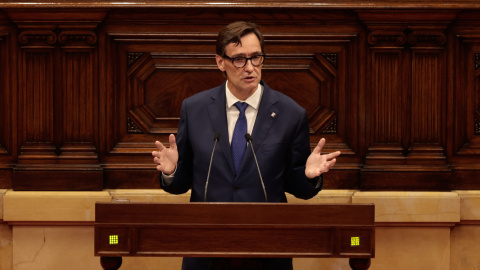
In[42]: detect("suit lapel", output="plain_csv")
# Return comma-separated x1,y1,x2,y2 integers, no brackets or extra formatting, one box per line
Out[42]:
250,82,279,151
239,82,279,175
207,83,235,175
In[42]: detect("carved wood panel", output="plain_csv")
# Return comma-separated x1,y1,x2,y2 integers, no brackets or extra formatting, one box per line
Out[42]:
0,22,14,188
99,11,361,188
0,5,480,190
450,13,480,188
11,12,105,190
359,12,453,190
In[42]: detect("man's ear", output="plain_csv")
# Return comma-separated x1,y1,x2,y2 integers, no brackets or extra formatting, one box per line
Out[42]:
215,54,225,72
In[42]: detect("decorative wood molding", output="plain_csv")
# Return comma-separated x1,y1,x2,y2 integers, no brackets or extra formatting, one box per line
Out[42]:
321,53,338,68
127,117,143,134
18,30,56,46
18,30,98,47
321,118,337,134
476,53,480,70
367,28,408,46
367,27,447,48
58,30,97,46
407,29,446,46
127,52,144,67
1,0,480,9
476,115,480,135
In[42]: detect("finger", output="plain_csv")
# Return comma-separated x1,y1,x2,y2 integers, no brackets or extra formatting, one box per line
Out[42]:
155,140,165,151
328,158,337,168
320,159,334,174
313,138,326,154
169,134,177,151
327,150,341,160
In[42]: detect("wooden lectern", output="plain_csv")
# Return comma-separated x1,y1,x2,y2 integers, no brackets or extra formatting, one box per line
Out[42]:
94,202,375,270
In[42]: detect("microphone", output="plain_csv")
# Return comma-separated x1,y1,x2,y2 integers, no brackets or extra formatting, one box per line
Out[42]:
245,133,268,202
204,133,220,202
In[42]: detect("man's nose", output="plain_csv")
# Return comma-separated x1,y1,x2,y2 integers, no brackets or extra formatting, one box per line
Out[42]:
244,59,255,71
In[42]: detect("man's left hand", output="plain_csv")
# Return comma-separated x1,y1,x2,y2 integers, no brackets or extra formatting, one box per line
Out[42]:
305,138,341,179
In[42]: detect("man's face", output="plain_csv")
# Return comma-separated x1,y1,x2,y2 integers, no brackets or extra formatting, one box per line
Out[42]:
216,33,263,98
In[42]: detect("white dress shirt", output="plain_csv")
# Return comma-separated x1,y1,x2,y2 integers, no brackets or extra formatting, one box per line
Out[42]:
225,82,263,144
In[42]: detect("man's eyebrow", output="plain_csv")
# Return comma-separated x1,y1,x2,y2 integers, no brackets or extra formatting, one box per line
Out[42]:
231,52,263,58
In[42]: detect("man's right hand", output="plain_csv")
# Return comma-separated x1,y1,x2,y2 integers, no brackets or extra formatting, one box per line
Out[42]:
152,134,178,175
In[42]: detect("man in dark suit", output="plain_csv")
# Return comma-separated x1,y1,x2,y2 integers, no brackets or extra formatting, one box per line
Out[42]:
152,21,341,270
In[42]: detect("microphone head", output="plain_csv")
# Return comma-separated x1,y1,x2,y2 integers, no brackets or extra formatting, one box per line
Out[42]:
214,133,221,141
244,133,252,142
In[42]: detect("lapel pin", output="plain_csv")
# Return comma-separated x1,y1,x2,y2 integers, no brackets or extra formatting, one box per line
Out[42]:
271,112,276,118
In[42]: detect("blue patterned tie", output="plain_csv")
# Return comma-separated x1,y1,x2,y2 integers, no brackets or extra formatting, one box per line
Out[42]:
231,102,248,174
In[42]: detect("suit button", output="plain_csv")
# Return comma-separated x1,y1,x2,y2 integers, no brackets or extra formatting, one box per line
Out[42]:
233,185,239,191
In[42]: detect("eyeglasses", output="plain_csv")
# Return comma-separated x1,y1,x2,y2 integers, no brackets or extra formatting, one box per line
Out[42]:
223,54,265,68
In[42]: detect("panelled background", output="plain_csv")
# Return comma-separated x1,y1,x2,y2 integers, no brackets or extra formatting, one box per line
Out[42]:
1,2,480,192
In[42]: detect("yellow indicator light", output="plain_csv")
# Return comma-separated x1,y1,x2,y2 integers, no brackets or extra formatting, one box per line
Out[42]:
351,236,360,246
109,235,119,245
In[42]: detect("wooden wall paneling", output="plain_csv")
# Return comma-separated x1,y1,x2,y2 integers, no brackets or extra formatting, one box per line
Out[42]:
359,11,455,191
406,26,451,187
0,31,8,157
362,23,411,190
1,0,480,9
100,16,141,189
100,9,364,189
0,15,16,188
10,10,107,190
57,28,103,186
0,5,480,191
260,28,363,189
14,28,58,188
450,12,480,189
97,22,118,159
102,21,228,188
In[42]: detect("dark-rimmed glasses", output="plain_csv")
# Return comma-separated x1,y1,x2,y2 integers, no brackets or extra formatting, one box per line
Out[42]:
223,54,265,68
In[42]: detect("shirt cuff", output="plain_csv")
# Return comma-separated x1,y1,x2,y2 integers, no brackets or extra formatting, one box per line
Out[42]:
161,165,177,186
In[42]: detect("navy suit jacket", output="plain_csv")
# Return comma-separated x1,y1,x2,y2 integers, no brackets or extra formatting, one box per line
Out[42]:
161,80,322,202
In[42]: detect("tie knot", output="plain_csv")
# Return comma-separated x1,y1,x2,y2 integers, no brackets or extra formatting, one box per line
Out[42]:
234,102,248,113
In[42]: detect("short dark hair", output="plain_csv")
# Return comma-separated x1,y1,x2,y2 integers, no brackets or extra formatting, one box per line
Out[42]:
216,21,265,56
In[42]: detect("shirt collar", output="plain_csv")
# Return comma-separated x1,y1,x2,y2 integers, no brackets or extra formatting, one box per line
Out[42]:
225,81,263,110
